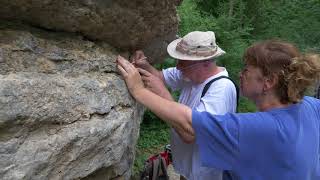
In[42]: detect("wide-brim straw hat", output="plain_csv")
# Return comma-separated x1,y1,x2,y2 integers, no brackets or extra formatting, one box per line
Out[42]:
167,31,225,61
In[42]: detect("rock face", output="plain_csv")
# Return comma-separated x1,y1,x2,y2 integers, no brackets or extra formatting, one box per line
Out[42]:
0,24,141,180
0,0,181,63
0,0,180,179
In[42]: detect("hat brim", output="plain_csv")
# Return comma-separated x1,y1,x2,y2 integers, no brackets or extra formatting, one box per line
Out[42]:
167,38,226,61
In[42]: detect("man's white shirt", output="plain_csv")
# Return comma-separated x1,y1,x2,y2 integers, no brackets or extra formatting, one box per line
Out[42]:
162,67,237,180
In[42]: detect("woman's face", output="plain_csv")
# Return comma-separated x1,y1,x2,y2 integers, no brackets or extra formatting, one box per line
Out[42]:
239,64,265,100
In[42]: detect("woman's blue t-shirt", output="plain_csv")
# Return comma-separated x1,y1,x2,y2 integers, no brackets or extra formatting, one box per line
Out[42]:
192,96,320,180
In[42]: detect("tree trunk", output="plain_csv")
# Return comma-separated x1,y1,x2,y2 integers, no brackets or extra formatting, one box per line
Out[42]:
228,0,234,27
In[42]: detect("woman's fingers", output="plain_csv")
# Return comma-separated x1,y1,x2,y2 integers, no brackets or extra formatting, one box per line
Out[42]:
116,55,146,96
138,68,151,77
117,65,128,77
117,55,127,67
117,55,135,74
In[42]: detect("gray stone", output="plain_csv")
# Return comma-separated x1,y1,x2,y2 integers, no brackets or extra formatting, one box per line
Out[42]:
0,26,145,179
0,0,182,63
0,0,180,178
0,26,118,75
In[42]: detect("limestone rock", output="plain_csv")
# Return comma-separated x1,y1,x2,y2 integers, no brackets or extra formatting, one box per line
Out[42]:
0,25,145,179
0,0,182,63
0,0,180,179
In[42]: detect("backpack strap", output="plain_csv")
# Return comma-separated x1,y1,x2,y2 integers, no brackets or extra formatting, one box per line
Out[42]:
151,155,169,180
152,157,160,180
159,156,169,179
201,75,239,112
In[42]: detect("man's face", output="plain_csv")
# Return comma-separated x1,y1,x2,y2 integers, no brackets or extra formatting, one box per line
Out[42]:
176,60,205,81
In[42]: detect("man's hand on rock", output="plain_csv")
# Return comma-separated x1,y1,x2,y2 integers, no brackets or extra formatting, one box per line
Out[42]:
131,50,153,72
138,68,173,101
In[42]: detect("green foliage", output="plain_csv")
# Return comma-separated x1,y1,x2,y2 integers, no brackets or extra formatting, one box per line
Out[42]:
194,0,320,51
252,0,320,51
238,97,256,112
154,57,176,70
194,0,228,16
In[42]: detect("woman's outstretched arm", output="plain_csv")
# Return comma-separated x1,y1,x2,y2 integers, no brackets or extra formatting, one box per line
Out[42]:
117,55,195,143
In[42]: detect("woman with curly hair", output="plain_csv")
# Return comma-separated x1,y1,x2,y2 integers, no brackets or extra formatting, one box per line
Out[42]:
117,40,320,179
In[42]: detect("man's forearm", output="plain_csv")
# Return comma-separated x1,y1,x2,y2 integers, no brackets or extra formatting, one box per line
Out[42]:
146,66,171,100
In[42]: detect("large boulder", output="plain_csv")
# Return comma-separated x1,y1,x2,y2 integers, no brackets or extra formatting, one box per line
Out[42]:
0,0,180,179
0,0,182,63
0,24,144,180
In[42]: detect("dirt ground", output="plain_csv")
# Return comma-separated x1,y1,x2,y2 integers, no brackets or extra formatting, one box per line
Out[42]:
131,164,179,180
167,165,180,180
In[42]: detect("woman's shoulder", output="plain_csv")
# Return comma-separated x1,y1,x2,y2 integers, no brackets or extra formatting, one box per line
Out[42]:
302,96,320,112
303,96,320,103
301,96,320,108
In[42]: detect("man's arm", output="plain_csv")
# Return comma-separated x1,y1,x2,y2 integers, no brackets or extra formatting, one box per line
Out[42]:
117,55,195,143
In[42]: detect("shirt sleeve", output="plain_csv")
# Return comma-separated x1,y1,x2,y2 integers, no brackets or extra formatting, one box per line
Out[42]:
162,67,185,90
192,110,240,170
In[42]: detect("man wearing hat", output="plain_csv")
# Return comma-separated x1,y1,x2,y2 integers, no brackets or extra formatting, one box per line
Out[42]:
131,31,237,180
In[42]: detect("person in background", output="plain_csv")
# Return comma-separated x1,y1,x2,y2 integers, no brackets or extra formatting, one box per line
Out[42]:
131,31,237,180
117,40,320,179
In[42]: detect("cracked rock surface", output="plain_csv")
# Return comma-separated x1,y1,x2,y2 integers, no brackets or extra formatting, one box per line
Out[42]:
0,24,144,179
0,0,181,63
0,0,180,179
